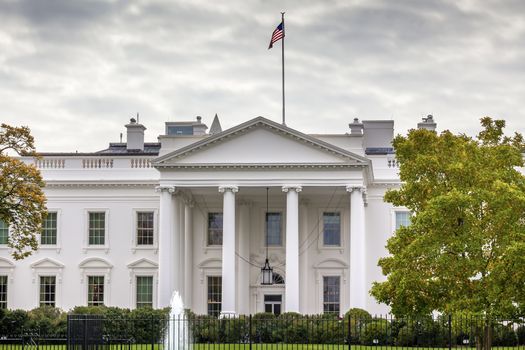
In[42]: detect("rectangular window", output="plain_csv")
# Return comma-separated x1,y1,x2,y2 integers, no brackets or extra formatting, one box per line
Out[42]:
323,212,341,246
395,211,411,230
207,213,223,246
0,276,7,309
39,276,56,307
137,212,154,245
136,276,153,308
41,212,57,245
88,276,104,306
323,276,340,314
266,212,282,246
0,220,8,245
207,276,222,317
88,212,105,245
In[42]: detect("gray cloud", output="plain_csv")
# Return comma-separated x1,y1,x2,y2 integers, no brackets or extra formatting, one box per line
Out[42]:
1,0,525,152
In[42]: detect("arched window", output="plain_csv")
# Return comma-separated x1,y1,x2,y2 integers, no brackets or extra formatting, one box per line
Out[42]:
273,272,284,284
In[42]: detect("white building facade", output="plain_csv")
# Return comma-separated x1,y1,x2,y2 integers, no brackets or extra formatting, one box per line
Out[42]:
0,115,438,316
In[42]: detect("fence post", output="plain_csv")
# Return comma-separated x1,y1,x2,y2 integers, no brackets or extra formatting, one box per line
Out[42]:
348,314,351,350
448,314,452,350
249,314,253,350
83,316,88,350
151,316,155,350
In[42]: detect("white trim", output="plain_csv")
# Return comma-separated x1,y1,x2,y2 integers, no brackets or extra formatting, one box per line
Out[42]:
79,257,113,306
37,209,62,253
198,259,222,315
127,259,158,309
83,209,110,253
202,208,223,253
260,207,286,252
31,258,65,308
131,208,159,253
313,259,348,315
390,208,411,234
317,209,345,252
0,258,15,309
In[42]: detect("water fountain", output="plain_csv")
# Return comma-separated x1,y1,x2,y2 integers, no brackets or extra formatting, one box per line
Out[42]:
164,291,190,350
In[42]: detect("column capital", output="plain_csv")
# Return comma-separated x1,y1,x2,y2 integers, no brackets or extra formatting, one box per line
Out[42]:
155,185,177,194
218,185,239,193
282,185,302,193
345,185,366,193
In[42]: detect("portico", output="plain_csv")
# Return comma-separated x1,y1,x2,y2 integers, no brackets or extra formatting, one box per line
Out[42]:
153,117,371,315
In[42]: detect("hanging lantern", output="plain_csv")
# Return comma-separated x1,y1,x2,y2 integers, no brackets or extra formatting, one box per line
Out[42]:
261,258,273,285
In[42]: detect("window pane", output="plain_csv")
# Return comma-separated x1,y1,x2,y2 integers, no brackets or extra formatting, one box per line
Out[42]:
89,212,105,245
0,220,8,245
0,276,7,309
39,276,56,307
323,212,341,246
208,213,223,245
207,276,222,317
323,276,340,314
395,211,411,230
88,276,104,306
136,276,153,308
137,212,154,245
266,212,282,246
41,212,57,245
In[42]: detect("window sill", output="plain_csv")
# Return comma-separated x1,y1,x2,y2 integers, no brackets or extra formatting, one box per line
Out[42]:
131,246,158,254
318,245,344,254
82,246,110,254
37,246,62,254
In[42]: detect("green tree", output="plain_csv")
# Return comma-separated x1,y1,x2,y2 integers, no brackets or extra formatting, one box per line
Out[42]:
371,118,525,349
0,123,46,259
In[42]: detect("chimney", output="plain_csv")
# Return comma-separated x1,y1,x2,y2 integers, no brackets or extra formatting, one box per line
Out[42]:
417,115,437,131
362,120,394,149
193,116,208,135
125,118,146,151
349,117,364,135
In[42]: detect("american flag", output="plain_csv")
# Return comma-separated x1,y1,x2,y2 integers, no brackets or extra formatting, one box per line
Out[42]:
268,22,284,49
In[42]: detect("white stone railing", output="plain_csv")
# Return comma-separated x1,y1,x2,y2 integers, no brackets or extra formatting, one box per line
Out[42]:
130,158,152,168
82,158,114,168
32,157,156,170
35,158,66,169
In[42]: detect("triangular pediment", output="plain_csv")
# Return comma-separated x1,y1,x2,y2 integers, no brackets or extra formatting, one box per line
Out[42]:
154,117,369,168
0,257,15,268
127,258,158,269
31,258,64,269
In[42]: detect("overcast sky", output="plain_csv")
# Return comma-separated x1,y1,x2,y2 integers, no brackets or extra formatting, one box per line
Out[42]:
1,0,524,152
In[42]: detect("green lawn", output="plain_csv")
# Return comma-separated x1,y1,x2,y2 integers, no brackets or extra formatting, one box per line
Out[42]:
1,345,524,350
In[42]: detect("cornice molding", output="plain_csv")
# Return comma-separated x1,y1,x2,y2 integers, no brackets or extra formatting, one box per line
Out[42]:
155,163,365,170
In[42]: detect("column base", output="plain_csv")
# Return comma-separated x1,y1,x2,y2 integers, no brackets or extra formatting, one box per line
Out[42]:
219,311,237,319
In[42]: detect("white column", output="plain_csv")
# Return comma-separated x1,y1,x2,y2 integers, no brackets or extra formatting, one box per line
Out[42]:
172,194,182,295
178,198,185,301
184,200,193,309
283,185,302,313
347,185,366,309
156,185,176,308
237,200,251,315
299,199,309,314
219,185,238,317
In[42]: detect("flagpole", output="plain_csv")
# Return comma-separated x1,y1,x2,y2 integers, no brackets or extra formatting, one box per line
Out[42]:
281,12,286,126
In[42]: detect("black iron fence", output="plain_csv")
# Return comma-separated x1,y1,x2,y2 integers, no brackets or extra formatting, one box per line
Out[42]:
1,314,525,350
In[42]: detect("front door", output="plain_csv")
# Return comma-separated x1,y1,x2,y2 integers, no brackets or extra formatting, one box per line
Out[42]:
264,294,282,315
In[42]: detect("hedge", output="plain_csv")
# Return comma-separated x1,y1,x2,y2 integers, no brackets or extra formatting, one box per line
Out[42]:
1,307,524,346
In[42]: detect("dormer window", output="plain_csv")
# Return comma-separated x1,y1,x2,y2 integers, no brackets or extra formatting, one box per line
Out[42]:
167,126,193,135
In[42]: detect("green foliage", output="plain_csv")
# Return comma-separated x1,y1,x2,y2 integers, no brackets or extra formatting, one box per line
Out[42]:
361,319,391,345
0,309,29,335
492,324,518,346
0,123,47,259
371,118,525,318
